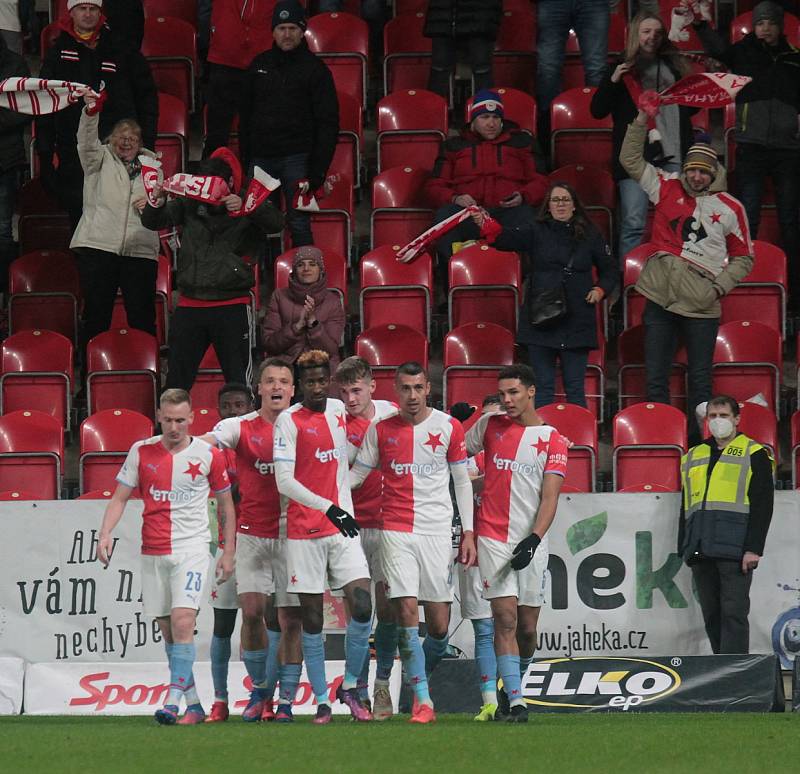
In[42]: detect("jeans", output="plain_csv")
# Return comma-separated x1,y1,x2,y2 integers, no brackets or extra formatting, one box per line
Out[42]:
643,300,719,442
251,152,313,248
428,36,494,98
691,559,753,654
527,345,590,408
536,0,610,138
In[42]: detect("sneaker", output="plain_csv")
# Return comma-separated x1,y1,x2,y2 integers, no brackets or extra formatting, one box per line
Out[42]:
495,686,510,720
313,703,333,725
506,704,529,723
274,703,294,723
205,701,229,723
154,705,179,725
177,705,207,725
372,682,393,721
474,703,498,722
241,690,265,722
409,702,436,724
336,685,373,722
260,698,275,722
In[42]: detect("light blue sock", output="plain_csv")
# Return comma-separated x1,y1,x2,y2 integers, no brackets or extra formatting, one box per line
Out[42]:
302,631,330,705
264,629,281,699
184,674,201,708
343,618,372,690
242,648,267,692
472,618,497,705
164,642,178,709
357,631,372,701
398,626,431,706
520,653,533,681
375,621,398,681
210,635,231,700
168,642,195,708
279,663,301,706
497,653,523,708
422,632,449,677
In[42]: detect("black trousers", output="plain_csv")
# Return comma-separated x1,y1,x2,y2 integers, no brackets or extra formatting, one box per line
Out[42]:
204,64,247,157
691,558,753,654
165,303,252,391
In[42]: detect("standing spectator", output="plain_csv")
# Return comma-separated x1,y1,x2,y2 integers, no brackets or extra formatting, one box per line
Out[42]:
262,245,345,374
70,92,160,348
679,395,774,654
425,90,548,262
0,0,21,53
423,0,502,99
104,0,145,52
473,181,617,408
620,109,754,442
591,13,694,262
37,0,158,229
141,153,285,391
240,0,339,248
693,1,800,304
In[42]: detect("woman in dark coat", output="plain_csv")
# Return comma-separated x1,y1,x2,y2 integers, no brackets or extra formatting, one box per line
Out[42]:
474,181,617,408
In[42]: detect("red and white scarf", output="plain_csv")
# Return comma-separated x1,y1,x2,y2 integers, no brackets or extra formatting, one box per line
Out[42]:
0,77,94,115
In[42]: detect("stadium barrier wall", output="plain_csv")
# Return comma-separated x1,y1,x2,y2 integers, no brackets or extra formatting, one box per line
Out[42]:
0,657,24,714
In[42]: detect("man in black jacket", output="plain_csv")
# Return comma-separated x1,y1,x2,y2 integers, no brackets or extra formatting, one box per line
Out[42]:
239,0,339,248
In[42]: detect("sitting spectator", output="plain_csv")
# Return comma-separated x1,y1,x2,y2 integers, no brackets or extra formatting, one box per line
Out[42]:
473,182,617,409
425,89,548,262
591,12,694,262
71,91,159,348
262,245,345,374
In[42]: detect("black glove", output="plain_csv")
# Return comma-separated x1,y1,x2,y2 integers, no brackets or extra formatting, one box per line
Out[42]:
510,533,541,571
325,504,359,538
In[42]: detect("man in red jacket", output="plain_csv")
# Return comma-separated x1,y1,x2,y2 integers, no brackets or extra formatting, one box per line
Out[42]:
424,90,548,261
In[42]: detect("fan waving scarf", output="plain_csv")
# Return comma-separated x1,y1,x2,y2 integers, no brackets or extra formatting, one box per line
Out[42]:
0,77,92,114
658,73,752,108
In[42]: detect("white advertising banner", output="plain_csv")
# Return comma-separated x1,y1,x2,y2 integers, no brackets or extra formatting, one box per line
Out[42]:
0,657,24,714
24,660,402,716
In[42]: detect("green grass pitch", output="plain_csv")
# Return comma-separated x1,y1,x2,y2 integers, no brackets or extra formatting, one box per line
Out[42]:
1,713,798,773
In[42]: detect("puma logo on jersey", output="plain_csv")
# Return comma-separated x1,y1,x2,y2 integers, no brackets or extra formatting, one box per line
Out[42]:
492,454,535,474
148,485,193,503
254,458,274,475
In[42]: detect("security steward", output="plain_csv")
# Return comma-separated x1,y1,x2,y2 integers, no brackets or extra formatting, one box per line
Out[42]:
678,395,774,654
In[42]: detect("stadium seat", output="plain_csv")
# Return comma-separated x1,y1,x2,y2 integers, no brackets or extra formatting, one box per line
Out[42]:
189,347,224,412
0,489,40,500
712,321,782,414
274,248,348,310
192,407,221,435
86,329,160,420
552,335,606,422
550,88,613,170
39,20,60,57
0,330,73,430
143,0,198,26
703,401,779,466
355,324,429,401
448,244,521,332
612,402,687,491
110,253,172,347
622,242,655,329
154,92,189,178
493,8,536,94
616,483,675,493
731,10,800,45
0,410,64,499
331,91,364,189
465,87,537,136
17,178,72,254
8,250,80,343
549,163,615,246
538,403,597,492
370,166,433,250
383,11,432,96
376,89,448,173
142,16,197,111
76,489,115,499
79,409,154,494
359,245,433,337
443,323,515,429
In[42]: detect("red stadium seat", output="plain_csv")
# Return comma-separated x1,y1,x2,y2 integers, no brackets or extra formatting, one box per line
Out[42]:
0,489,40,500
549,163,615,246
355,324,429,401
370,166,433,250
154,92,189,178
76,489,115,499
274,248,348,309
703,401,779,466
110,253,172,347
39,20,60,57
465,87,537,136
377,89,448,173
393,0,427,13
86,329,160,420
142,16,197,111
192,407,221,435
383,11,432,96
712,321,782,414
617,483,676,493
0,410,64,499
550,88,613,170
612,403,687,491
448,244,521,332
622,242,655,329
493,8,536,93
552,335,606,422
332,91,364,189
359,245,433,337
731,11,800,45
538,403,598,492
79,409,154,494
8,250,80,343
143,0,198,26
0,330,73,430
17,179,72,254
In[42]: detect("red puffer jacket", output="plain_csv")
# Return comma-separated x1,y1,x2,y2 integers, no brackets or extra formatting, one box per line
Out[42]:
425,126,549,209
208,0,274,71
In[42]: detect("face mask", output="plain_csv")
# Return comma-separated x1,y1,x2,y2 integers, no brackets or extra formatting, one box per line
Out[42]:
708,416,735,440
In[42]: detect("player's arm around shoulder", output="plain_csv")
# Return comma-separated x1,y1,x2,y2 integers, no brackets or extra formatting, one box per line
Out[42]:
350,417,381,489
465,410,493,456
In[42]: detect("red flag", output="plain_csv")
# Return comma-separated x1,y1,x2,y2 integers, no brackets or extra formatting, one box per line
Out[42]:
657,72,752,108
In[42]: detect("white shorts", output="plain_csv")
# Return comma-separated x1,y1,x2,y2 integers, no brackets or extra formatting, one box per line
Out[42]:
360,527,386,585
381,531,454,603
285,533,369,595
209,546,238,610
236,533,300,608
458,563,492,620
478,535,548,608
141,550,210,618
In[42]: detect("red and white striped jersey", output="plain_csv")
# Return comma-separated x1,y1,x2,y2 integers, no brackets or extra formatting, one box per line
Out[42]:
213,411,284,540
215,447,238,546
117,436,231,555
466,413,567,544
353,408,468,536
273,399,352,540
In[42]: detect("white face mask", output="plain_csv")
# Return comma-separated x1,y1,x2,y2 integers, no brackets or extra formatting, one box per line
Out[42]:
708,416,735,440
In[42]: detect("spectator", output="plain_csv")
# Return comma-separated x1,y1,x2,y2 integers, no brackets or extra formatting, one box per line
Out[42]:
473,181,617,409
262,245,345,374
693,1,800,304
37,0,158,229
0,0,21,53
104,0,144,52
591,12,694,262
70,92,160,348
240,0,339,248
141,152,285,391
425,89,548,262
423,0,502,99
620,109,753,442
